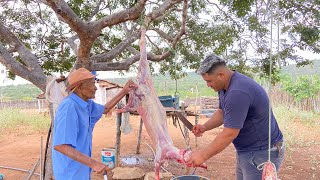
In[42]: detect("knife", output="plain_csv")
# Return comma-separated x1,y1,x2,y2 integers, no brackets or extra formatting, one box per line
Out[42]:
174,111,194,131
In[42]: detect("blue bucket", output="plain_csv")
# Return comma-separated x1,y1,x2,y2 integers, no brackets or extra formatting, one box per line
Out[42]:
159,95,174,107
172,175,210,180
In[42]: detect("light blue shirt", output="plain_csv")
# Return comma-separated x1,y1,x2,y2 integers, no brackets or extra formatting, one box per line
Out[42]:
52,93,105,180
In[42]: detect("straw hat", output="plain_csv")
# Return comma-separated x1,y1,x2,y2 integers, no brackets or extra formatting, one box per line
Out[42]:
66,68,96,91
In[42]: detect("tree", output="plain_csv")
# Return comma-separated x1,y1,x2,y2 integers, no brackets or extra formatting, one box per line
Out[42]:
1,0,319,89
1,0,189,91
0,0,319,178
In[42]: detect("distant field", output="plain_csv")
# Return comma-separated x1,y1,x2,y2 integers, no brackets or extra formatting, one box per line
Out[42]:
109,72,217,99
0,84,42,101
0,72,216,101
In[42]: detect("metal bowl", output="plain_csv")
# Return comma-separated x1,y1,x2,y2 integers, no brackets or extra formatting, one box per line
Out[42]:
171,175,210,180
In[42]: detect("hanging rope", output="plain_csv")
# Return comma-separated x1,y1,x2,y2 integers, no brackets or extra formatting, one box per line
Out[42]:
261,0,281,179
277,0,280,68
268,0,273,163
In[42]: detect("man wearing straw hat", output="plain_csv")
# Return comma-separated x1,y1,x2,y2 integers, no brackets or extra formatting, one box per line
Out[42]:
52,68,137,180
186,54,284,180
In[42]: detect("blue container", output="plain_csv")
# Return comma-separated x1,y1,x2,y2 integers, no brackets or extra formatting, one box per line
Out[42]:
159,95,174,107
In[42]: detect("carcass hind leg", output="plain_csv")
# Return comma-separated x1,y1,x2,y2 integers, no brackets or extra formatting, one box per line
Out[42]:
155,162,161,180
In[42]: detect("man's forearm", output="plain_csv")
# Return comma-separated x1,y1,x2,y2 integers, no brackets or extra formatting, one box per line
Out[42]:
104,89,127,114
54,144,96,168
203,109,223,131
202,127,239,160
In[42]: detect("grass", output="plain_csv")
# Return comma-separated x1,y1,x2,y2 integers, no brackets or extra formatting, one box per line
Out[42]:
273,104,320,151
0,108,50,138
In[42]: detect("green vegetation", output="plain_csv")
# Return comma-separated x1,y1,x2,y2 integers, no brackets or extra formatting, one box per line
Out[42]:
279,74,320,102
274,105,320,149
108,72,216,99
0,72,216,101
0,108,50,137
0,84,42,101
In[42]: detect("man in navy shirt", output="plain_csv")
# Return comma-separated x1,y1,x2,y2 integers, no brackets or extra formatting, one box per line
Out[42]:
52,68,137,180
186,54,284,179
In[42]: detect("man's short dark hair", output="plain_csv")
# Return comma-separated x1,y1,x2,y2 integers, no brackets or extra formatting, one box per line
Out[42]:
197,54,226,75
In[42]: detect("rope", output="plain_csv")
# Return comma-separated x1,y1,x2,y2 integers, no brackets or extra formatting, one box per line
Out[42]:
268,0,273,162
259,1,280,179
277,0,280,68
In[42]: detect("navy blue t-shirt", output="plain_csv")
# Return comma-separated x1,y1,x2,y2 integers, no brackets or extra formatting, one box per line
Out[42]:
219,71,283,151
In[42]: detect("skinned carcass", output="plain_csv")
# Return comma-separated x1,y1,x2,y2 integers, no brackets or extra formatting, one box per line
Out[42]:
118,28,206,180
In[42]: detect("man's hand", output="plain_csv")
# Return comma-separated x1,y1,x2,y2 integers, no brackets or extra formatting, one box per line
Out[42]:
185,149,207,167
123,79,138,93
92,160,109,174
192,124,206,137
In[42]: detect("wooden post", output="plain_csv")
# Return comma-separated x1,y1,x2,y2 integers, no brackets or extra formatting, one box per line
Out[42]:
44,103,54,180
115,103,122,167
136,118,143,154
38,99,41,113
195,115,199,148
40,136,43,180
25,158,40,180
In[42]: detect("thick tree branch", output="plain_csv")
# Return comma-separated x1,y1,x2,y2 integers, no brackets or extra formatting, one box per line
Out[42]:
151,28,174,42
0,44,46,91
45,0,88,36
92,51,172,71
66,35,79,55
0,22,44,73
93,54,140,71
144,0,183,24
91,31,141,63
126,46,139,54
95,0,147,31
93,0,188,71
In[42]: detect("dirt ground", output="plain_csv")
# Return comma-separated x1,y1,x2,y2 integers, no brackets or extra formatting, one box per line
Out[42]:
0,113,319,180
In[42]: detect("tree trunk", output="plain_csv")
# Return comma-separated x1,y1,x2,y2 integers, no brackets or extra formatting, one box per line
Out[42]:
44,103,54,180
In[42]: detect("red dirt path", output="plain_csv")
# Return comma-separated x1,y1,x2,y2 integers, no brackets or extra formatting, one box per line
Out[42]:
0,114,319,180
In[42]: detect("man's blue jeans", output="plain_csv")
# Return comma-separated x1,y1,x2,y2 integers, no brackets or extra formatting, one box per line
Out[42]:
236,142,285,180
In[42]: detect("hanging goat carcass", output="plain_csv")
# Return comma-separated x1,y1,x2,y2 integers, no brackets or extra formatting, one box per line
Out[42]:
118,28,206,180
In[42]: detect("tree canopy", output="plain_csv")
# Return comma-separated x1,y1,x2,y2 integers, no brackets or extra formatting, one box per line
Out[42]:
0,0,319,91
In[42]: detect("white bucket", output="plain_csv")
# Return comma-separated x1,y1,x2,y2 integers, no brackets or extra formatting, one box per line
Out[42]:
101,148,116,169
